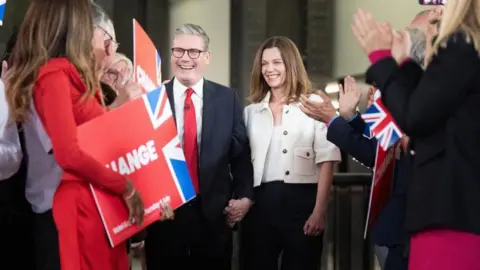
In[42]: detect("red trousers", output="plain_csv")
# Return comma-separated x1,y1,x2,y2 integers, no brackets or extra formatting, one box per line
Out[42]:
409,229,480,270
53,181,129,270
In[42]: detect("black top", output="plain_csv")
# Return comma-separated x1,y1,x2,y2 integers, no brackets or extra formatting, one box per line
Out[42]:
366,32,480,235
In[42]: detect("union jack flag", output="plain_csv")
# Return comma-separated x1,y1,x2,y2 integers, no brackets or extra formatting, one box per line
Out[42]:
0,0,7,26
362,92,404,150
143,87,196,203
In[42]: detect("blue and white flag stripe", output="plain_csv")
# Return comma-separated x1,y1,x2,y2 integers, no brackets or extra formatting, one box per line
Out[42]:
0,0,7,26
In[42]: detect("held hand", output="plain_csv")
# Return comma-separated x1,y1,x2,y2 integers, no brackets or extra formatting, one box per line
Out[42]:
303,208,326,236
351,9,393,55
224,198,253,225
159,201,175,221
123,179,145,226
338,76,362,119
391,30,412,64
299,91,337,124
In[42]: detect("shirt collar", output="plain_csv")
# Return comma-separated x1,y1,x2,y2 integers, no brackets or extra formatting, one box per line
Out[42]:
258,91,297,111
173,77,204,99
259,91,270,110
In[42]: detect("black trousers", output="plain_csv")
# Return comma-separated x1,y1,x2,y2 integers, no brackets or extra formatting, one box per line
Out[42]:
34,210,60,270
145,198,233,270
0,211,35,270
240,181,323,270
384,244,408,270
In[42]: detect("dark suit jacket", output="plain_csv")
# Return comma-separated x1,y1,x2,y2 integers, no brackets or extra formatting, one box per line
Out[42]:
165,79,254,226
366,32,480,235
327,114,410,247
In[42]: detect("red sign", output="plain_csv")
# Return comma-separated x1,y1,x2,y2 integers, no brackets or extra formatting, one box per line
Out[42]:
76,20,195,247
363,141,398,238
133,19,162,93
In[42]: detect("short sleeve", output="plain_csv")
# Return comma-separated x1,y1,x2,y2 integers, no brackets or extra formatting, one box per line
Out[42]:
313,120,342,164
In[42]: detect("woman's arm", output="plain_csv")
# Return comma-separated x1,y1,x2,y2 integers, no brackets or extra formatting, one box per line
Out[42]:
313,121,342,211
34,71,126,195
366,33,479,136
314,161,334,214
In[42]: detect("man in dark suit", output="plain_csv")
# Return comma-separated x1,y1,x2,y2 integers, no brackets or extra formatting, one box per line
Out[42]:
144,23,254,270
300,76,411,270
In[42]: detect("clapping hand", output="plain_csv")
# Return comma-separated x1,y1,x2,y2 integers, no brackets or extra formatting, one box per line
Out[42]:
391,30,412,65
300,91,337,124
338,76,362,119
352,9,393,56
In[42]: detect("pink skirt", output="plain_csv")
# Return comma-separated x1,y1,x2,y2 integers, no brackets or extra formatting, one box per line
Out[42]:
409,229,480,270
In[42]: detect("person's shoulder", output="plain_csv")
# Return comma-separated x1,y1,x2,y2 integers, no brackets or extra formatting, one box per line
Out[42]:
244,103,259,113
37,58,79,83
442,31,478,51
205,79,233,92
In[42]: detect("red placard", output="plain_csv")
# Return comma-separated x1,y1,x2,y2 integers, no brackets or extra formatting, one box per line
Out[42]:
133,19,162,93
76,20,195,247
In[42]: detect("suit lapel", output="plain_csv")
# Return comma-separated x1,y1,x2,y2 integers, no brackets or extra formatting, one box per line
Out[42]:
200,80,215,169
165,79,176,124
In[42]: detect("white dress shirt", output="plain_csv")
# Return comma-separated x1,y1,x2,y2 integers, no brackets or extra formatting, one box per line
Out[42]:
244,92,341,187
0,79,22,180
173,77,204,146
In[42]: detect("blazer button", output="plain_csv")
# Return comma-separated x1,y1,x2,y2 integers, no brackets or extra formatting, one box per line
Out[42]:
283,131,288,135
410,150,416,156
306,152,310,157
282,149,287,154
285,171,290,175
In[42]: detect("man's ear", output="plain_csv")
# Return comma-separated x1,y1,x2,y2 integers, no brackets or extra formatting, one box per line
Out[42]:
205,51,211,65
106,41,114,56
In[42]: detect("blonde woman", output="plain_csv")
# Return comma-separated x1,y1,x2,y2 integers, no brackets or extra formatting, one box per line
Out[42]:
240,36,341,270
101,53,134,88
102,53,142,108
352,2,480,270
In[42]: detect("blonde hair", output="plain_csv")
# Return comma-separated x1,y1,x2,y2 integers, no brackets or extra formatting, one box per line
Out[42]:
248,36,312,104
428,0,480,62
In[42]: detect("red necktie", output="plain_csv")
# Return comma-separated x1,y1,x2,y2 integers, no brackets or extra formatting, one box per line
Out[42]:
183,88,199,194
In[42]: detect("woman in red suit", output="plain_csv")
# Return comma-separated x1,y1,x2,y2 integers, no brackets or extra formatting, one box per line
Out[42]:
5,0,144,269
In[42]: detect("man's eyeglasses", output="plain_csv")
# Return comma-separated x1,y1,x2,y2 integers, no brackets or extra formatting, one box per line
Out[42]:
171,48,205,59
96,25,120,50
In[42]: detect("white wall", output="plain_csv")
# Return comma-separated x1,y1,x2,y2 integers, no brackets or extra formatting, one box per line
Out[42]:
169,0,231,86
333,0,425,78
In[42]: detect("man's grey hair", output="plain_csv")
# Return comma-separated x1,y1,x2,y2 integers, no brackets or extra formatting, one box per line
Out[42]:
405,27,427,68
174,23,210,51
91,1,115,39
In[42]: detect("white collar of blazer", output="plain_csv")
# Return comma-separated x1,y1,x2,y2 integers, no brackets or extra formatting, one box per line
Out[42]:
258,91,300,112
